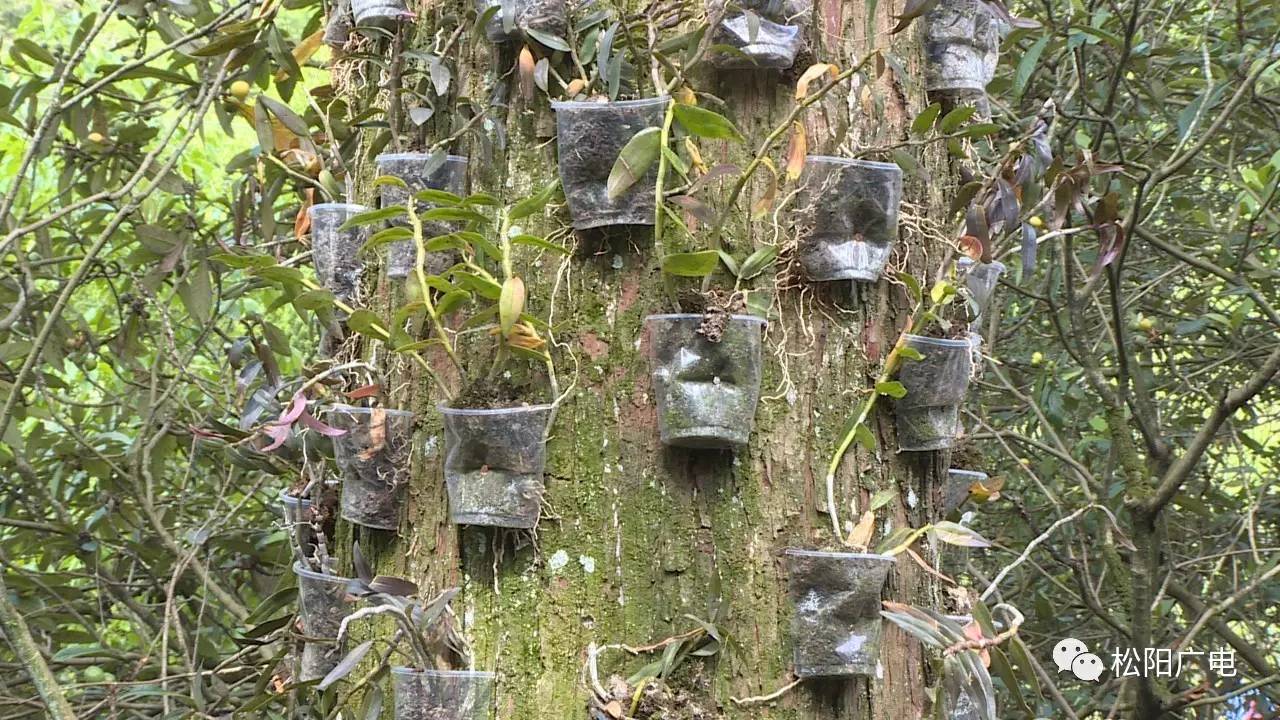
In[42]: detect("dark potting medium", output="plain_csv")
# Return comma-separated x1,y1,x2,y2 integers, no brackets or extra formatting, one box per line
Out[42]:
797,156,903,282
893,335,973,452
551,97,667,230
307,203,370,308
352,0,409,29
707,0,812,69
439,404,552,529
958,257,1006,330
326,406,415,530
924,0,1000,97
944,469,987,515
392,668,495,720
784,550,895,678
646,314,766,449
476,0,567,43
374,153,469,279
293,563,354,683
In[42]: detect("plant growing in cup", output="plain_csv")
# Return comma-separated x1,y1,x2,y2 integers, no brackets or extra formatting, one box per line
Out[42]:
339,179,566,530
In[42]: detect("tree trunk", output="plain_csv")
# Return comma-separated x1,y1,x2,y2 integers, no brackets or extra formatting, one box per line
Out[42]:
333,0,949,717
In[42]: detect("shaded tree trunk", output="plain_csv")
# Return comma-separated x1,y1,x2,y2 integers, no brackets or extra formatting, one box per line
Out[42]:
333,0,951,717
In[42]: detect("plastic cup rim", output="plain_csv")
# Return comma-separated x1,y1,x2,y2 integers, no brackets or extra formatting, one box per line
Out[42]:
389,667,497,679
783,548,896,562
805,155,902,173
374,152,469,165
323,404,415,418
644,313,767,326
902,333,973,349
948,468,989,479
438,402,554,416
307,202,370,216
279,488,312,506
551,95,670,110
291,561,352,584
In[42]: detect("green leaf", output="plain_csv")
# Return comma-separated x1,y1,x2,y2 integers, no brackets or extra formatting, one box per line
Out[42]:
869,488,897,511
853,422,875,451
961,123,1001,138
911,102,942,136
412,188,462,205
362,227,413,252
435,290,471,316
451,271,502,300
929,280,956,304
895,271,922,302
499,277,525,337
178,261,213,324
509,179,562,220
939,105,978,133
209,253,276,269
374,175,408,189
738,245,779,280
511,234,571,255
673,104,744,142
606,127,661,199
717,250,740,277
898,345,924,361
419,207,487,224
340,206,405,230
661,251,720,277
346,310,386,340
1014,35,1050,98
932,521,992,548
318,640,373,690
875,380,908,398
257,95,309,138
526,27,572,51
189,29,258,57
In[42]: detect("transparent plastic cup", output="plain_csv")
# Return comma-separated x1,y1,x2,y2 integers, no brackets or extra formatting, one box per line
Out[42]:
707,0,811,69
958,257,1006,330
551,97,668,229
893,335,973,451
784,550,895,678
326,405,415,530
352,0,409,29
797,157,903,282
391,668,496,720
307,203,370,309
924,0,1000,94
476,0,567,43
374,153,469,279
280,489,317,561
293,563,354,682
439,404,552,529
645,314,766,449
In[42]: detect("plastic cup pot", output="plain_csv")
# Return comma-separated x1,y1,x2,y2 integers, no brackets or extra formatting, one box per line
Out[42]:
374,153,469,279
293,563,354,682
958,257,1005,330
924,0,1000,111
893,335,973,452
551,97,667,229
352,0,410,29
784,550,895,678
944,469,987,515
392,668,495,720
476,0,567,43
439,403,552,529
326,405,415,530
307,203,370,309
941,615,986,719
707,0,811,69
324,0,353,46
280,490,319,560
646,314,766,449
796,156,903,282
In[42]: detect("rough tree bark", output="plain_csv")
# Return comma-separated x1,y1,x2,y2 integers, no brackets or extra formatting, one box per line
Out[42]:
331,0,952,717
